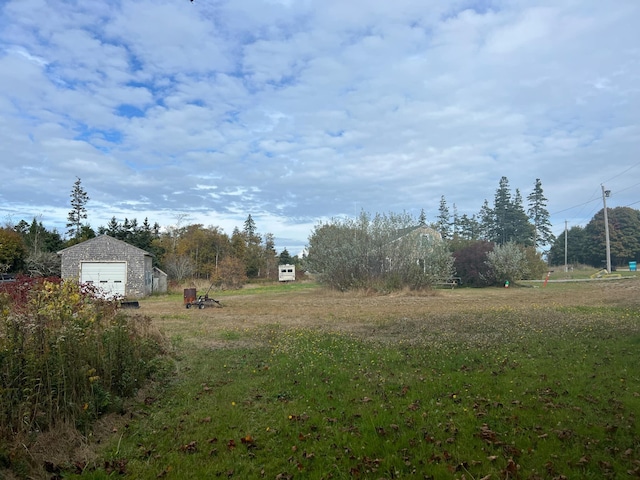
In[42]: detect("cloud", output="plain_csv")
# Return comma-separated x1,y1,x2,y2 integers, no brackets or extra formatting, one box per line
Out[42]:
0,0,639,253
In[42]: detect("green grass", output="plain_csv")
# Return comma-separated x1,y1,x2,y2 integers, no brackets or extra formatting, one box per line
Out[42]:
67,305,640,480
148,281,317,305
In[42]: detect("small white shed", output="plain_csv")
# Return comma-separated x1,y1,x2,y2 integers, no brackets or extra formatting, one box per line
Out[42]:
278,264,295,282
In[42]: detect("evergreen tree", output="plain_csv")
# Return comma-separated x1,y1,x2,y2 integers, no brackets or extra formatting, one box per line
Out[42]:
478,199,494,241
490,178,534,246
242,215,263,277
511,189,535,246
137,218,155,250
436,195,451,239
66,177,90,239
548,225,587,266
492,176,512,244
16,218,47,254
527,178,555,248
243,214,259,244
279,248,293,265
104,216,121,237
452,204,459,237
418,208,427,226
457,213,481,241
263,232,278,279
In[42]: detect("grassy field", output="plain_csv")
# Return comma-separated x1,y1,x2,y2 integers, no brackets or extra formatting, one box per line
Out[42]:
50,278,640,479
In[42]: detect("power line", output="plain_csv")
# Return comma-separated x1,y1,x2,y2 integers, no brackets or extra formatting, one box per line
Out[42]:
550,196,599,216
613,181,640,195
602,160,640,185
551,163,640,219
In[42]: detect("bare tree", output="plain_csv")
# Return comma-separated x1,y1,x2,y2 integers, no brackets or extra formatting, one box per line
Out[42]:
163,254,195,281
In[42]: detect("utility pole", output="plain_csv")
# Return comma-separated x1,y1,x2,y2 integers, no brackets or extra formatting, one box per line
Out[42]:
564,220,568,273
601,185,612,273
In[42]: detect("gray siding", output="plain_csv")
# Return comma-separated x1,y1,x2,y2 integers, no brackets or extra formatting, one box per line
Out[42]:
58,235,154,298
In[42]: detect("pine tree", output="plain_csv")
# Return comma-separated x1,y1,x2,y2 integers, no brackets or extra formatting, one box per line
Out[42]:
490,177,534,246
243,214,260,246
527,178,555,248
492,177,512,244
279,248,293,265
66,177,90,239
511,189,535,246
263,232,278,279
457,213,481,240
104,216,121,237
241,216,262,277
478,199,494,241
436,195,451,239
452,204,459,237
418,208,427,226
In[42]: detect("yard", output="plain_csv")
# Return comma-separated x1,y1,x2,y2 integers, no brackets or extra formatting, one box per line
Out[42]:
25,278,640,479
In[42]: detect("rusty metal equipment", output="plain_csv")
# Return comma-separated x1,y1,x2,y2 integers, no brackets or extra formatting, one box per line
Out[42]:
183,285,222,309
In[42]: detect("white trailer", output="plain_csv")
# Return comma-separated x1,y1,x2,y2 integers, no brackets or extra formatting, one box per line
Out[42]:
278,264,295,282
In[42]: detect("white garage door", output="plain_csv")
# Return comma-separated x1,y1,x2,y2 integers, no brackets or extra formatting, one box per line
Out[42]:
81,262,126,297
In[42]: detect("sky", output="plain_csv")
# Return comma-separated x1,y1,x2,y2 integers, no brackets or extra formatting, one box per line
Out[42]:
1,0,639,256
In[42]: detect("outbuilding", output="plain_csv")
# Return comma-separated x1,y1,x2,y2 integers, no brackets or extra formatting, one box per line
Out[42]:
278,264,296,282
57,235,166,298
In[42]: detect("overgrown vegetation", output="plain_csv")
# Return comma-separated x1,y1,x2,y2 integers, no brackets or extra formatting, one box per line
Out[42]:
306,212,455,291
0,277,169,475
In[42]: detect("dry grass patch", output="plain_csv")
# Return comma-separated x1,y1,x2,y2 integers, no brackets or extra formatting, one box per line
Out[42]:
138,278,640,346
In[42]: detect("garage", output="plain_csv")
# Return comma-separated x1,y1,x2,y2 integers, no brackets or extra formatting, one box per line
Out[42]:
81,262,126,297
58,235,161,298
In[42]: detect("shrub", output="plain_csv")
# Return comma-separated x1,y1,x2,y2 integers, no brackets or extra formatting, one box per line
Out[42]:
0,277,167,437
485,242,528,285
523,246,548,280
306,212,455,291
452,240,495,287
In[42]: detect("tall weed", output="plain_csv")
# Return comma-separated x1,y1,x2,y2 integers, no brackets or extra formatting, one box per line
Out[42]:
0,277,167,437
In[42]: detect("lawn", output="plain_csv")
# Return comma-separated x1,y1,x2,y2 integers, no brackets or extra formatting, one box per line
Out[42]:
56,279,640,479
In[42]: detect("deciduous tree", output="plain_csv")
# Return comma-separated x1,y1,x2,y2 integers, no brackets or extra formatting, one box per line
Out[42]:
583,207,640,267
0,228,27,273
452,240,494,287
306,211,454,291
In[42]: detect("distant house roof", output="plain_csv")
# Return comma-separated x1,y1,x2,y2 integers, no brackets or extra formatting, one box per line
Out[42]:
388,225,442,245
57,234,154,256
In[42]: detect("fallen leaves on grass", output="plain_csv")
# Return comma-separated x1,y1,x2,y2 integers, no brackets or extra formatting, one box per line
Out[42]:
179,441,197,453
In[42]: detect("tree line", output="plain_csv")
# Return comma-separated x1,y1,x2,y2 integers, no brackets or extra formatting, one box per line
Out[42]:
433,177,555,248
547,207,640,268
306,176,638,289
1,176,637,285
0,179,299,285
